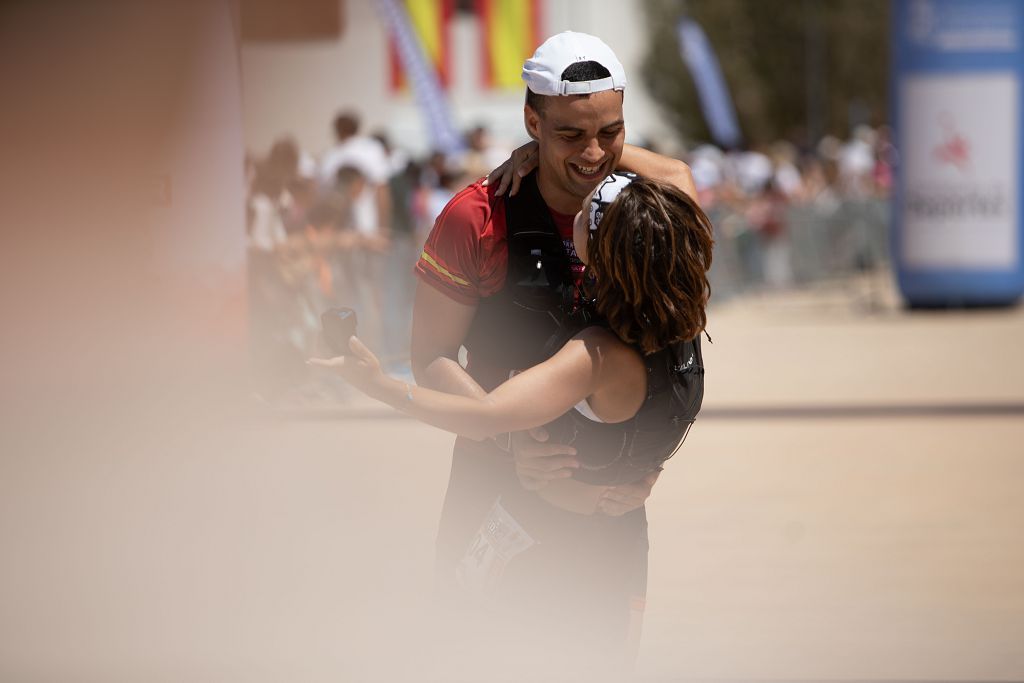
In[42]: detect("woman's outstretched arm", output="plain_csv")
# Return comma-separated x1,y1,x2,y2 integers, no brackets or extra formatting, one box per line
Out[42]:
310,328,620,440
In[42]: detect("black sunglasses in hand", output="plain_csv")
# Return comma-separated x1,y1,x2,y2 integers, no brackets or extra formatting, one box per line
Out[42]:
320,307,358,356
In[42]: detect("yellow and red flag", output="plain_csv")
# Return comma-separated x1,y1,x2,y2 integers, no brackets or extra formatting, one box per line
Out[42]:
387,0,542,91
477,0,541,89
389,0,454,91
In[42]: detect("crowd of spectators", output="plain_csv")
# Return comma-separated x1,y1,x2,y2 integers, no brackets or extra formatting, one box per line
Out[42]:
245,111,509,403
246,110,895,404
677,124,895,295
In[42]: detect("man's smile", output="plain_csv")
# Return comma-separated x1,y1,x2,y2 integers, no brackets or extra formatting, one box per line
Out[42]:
569,160,608,181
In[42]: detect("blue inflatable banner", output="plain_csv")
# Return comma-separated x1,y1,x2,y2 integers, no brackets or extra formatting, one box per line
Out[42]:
893,0,1024,305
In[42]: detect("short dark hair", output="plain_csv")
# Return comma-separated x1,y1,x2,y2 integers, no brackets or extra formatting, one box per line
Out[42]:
333,111,360,140
525,60,613,114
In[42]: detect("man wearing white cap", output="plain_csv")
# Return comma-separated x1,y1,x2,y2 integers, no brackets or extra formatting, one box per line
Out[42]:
410,31,696,666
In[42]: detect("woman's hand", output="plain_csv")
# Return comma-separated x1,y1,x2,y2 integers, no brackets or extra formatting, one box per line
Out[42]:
511,426,579,490
484,140,539,197
307,336,386,398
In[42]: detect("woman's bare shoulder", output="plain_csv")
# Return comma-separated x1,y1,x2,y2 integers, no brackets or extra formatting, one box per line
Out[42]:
572,325,636,353
569,326,646,421
549,325,643,381
569,326,645,384
565,325,631,360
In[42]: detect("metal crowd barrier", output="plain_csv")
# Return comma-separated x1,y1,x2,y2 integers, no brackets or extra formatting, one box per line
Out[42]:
708,198,892,301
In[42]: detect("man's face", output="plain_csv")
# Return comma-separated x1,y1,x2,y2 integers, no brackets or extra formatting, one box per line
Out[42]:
525,90,625,212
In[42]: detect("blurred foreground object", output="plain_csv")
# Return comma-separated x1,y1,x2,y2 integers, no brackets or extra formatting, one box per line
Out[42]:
893,0,1024,306
0,3,249,675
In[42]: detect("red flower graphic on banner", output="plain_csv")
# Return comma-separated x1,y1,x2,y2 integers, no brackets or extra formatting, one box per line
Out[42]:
933,111,970,172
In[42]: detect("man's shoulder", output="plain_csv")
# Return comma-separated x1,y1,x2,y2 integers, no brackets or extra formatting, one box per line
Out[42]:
434,179,505,233
417,178,509,303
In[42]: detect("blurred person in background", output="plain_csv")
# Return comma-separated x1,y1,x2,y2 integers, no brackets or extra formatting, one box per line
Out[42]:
838,124,877,198
687,143,727,208
247,137,304,400
247,137,300,253
274,164,369,406
801,146,842,210
319,111,392,351
769,140,804,200
729,143,774,197
374,132,423,373
459,123,512,181
817,134,843,178
282,151,320,235
745,178,792,288
872,124,896,197
421,148,452,190
320,111,392,225
423,159,472,229
305,166,368,326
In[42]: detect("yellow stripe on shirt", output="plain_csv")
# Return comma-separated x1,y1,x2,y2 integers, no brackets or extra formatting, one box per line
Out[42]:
420,250,470,287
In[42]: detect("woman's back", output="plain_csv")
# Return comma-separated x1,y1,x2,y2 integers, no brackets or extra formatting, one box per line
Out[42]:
564,326,647,424
546,325,704,483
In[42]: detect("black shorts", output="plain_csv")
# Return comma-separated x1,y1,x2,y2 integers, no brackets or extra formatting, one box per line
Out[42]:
434,437,649,655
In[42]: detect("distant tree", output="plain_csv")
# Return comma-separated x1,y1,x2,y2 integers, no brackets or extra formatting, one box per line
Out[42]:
642,0,889,150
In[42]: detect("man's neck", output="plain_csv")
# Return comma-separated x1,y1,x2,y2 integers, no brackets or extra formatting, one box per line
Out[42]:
535,168,584,215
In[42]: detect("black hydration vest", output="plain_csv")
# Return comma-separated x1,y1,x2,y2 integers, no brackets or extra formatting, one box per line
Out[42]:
462,170,705,485
463,170,577,377
541,326,704,486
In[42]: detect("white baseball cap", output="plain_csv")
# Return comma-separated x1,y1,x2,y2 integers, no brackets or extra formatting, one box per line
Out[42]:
522,31,627,96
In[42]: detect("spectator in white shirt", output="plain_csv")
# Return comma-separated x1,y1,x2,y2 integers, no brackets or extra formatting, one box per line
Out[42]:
319,111,391,241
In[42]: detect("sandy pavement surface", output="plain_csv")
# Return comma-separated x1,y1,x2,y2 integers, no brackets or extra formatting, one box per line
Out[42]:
2,279,1022,681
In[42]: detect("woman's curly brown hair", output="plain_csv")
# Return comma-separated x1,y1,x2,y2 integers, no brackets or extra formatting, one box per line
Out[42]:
584,178,714,354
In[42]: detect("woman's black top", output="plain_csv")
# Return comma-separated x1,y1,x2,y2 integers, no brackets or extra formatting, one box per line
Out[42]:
541,318,705,486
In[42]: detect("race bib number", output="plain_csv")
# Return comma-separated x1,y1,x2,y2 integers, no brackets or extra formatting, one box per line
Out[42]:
455,497,535,599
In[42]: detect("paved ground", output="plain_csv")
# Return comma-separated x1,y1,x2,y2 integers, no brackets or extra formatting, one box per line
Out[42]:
641,276,1024,681
2,275,1023,681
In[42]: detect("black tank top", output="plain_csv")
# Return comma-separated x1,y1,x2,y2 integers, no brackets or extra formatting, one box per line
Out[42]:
540,317,705,486
463,171,576,384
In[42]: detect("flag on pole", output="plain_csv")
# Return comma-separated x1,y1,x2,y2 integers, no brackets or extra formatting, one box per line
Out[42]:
677,18,742,149
477,0,541,88
375,0,465,154
389,0,454,91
